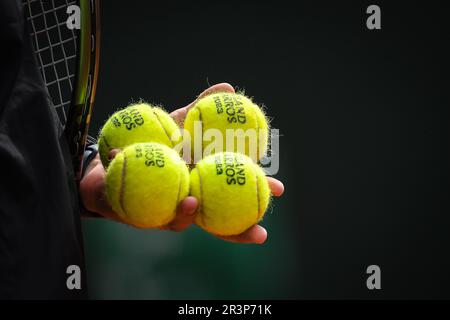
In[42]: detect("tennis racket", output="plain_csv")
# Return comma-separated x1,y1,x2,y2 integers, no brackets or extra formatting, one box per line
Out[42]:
23,0,101,181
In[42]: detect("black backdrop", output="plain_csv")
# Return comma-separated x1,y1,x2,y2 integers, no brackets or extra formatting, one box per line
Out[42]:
85,0,450,299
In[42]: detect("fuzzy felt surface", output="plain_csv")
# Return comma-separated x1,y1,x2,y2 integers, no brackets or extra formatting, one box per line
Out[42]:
98,103,181,167
184,92,269,162
190,152,270,236
106,142,189,228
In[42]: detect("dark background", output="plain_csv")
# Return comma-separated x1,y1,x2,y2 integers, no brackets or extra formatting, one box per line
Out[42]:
83,1,450,299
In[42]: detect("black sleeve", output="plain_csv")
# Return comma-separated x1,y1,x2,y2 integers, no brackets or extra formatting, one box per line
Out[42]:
0,1,87,299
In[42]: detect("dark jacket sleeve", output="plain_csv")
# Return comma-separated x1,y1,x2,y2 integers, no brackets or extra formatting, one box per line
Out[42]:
0,1,87,299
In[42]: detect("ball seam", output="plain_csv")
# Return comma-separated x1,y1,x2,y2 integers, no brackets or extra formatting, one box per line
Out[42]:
197,107,204,161
153,110,174,148
118,153,128,217
175,162,184,211
102,135,111,148
255,165,262,221
195,167,207,227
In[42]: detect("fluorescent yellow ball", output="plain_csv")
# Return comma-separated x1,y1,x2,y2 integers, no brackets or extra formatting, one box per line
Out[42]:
106,142,189,228
98,103,181,167
190,152,271,236
184,92,269,162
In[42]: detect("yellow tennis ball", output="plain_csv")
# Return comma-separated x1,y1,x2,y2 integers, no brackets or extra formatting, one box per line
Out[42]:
98,103,181,166
184,92,269,162
106,142,189,228
190,152,271,236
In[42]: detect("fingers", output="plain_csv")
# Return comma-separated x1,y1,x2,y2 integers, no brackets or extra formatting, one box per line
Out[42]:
79,159,125,223
170,83,235,125
108,148,121,161
161,196,198,232
169,107,188,126
83,153,102,176
217,225,268,244
267,177,284,197
196,83,235,100
105,83,281,245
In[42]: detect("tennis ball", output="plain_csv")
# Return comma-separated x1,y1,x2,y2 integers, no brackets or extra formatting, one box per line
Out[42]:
184,92,269,162
106,142,189,228
190,152,271,236
98,103,181,167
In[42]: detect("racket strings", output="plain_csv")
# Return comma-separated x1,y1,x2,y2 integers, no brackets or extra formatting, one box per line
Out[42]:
23,0,79,128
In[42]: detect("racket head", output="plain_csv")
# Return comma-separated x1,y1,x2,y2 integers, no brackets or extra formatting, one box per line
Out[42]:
23,0,100,180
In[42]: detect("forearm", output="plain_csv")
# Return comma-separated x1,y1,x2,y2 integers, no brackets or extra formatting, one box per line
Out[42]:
79,153,103,219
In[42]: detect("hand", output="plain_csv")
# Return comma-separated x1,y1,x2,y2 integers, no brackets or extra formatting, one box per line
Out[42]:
79,83,240,221
166,83,285,244
79,154,123,223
